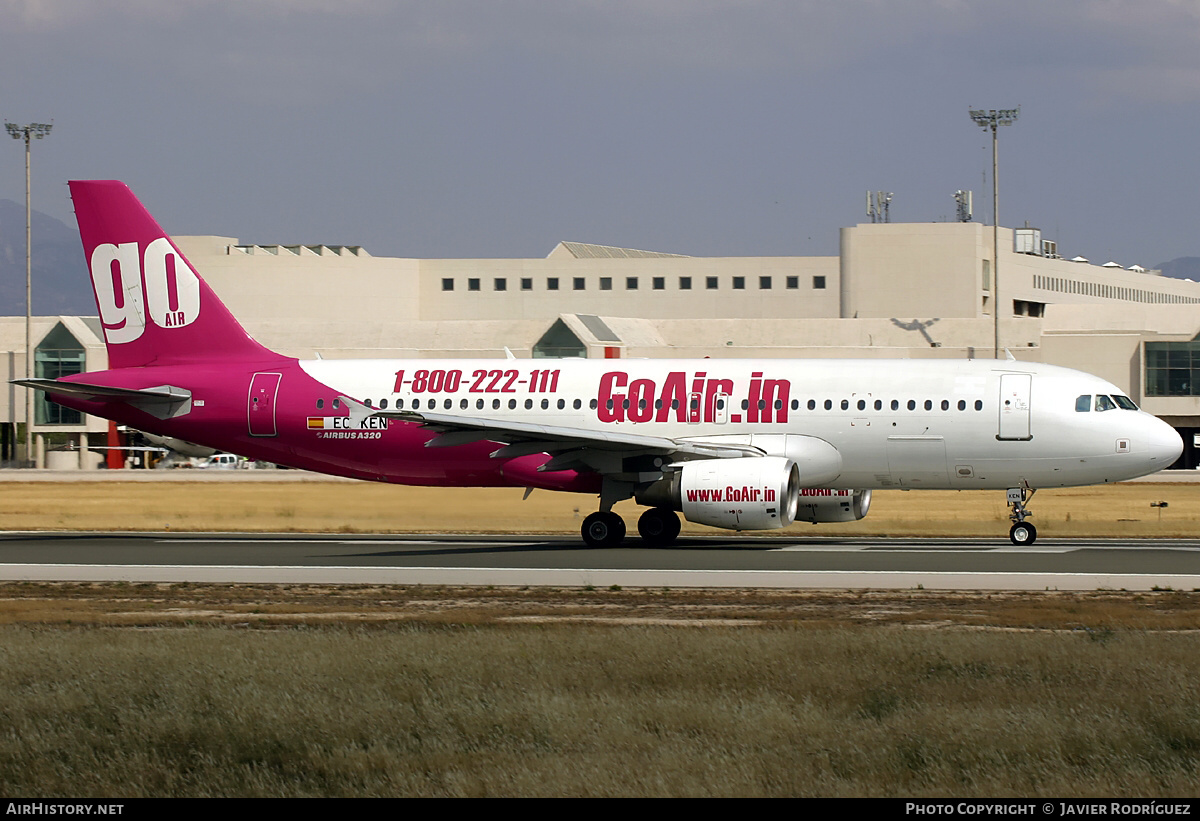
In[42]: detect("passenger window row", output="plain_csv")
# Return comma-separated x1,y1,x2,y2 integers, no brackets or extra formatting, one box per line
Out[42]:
315,396,987,413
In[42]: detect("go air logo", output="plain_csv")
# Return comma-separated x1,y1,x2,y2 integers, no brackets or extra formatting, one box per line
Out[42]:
90,238,201,344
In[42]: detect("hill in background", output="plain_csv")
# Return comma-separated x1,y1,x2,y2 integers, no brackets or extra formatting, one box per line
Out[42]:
0,199,92,316
1155,257,1200,282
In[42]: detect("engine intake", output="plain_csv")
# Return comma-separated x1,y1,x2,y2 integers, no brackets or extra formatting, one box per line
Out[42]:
636,456,800,531
795,488,872,523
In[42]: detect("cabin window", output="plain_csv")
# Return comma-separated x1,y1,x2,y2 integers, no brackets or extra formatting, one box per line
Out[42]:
316,399,324,409
1076,395,1092,412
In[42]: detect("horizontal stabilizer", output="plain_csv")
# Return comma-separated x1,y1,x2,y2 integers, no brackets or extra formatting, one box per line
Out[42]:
13,378,189,403
13,379,193,420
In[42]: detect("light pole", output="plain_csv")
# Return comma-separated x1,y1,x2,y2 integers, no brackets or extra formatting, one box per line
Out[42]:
5,122,52,467
969,107,1019,359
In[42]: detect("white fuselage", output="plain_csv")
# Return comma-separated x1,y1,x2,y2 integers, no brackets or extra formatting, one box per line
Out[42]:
299,357,1182,490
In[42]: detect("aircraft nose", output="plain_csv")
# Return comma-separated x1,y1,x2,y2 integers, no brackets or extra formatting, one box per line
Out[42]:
1146,415,1183,469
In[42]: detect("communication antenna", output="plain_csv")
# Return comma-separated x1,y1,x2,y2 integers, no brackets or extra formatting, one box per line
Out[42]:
866,191,893,224
954,190,973,222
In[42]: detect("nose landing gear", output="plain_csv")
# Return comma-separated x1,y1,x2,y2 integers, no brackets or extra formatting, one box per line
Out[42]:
1007,485,1037,545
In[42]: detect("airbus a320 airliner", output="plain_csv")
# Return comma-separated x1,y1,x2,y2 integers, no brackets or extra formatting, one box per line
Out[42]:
17,181,1184,546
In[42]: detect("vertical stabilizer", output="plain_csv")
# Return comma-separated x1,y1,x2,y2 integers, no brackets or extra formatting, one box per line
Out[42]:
69,180,277,368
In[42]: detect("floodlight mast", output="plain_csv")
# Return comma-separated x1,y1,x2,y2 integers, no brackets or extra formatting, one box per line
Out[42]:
969,107,1019,360
5,122,53,467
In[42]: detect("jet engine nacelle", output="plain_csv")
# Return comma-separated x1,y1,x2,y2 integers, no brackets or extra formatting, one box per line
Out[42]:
637,456,800,531
795,488,872,523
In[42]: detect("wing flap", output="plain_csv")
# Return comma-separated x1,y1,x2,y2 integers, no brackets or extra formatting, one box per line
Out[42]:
377,409,762,461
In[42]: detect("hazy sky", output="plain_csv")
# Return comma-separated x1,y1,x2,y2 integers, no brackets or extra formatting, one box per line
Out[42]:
2,0,1197,267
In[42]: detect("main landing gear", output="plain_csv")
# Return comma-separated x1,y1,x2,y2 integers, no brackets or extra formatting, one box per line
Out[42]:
580,507,681,547
1007,485,1037,545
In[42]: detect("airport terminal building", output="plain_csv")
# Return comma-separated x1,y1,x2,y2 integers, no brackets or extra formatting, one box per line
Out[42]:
6,218,1200,468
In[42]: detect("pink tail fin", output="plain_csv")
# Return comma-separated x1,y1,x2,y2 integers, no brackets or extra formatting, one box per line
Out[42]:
69,180,278,368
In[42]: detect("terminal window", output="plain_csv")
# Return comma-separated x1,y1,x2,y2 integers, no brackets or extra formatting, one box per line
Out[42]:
600,277,613,291
653,277,665,290
521,278,533,291
1146,337,1200,396
813,276,827,289
441,278,454,291
706,277,719,290
679,277,692,290
35,323,84,424
573,278,585,290
494,278,507,291
786,276,799,289
626,277,638,290
732,277,745,290
468,278,480,291
547,278,559,290
760,276,772,289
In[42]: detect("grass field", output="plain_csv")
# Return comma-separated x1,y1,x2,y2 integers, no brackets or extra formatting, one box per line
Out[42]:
1,585,1199,798
0,479,1193,538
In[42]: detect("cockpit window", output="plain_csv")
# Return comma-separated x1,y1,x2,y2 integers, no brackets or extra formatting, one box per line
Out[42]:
1112,395,1139,410
1075,395,1091,412
1095,395,1117,412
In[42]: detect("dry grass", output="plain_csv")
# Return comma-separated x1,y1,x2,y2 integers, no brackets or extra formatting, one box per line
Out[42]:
0,585,1198,797
0,621,1198,797
0,480,1194,537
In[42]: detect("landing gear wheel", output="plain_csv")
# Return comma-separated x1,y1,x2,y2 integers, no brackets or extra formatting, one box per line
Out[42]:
1009,522,1037,546
582,511,626,548
637,508,681,546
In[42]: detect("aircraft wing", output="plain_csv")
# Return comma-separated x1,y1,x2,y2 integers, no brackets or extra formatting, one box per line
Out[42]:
376,409,762,472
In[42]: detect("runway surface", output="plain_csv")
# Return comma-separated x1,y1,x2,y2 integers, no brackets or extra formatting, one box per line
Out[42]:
1,531,1199,590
